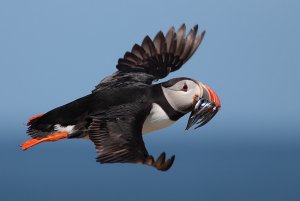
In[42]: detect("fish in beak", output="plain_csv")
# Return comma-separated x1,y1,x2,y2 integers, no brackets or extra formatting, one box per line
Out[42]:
186,84,221,130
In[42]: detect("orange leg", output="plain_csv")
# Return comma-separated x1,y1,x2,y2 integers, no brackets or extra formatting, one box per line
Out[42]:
21,132,68,151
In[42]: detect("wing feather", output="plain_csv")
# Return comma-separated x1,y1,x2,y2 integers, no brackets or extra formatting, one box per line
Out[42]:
88,103,150,164
93,24,205,92
116,23,205,80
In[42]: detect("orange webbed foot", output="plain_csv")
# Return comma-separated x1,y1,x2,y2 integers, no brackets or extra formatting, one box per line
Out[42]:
21,132,68,151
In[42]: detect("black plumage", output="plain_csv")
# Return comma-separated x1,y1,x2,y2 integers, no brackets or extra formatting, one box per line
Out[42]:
24,24,206,171
93,24,205,92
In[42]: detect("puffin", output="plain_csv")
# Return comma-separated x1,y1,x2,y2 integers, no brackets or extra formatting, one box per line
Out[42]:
21,24,221,171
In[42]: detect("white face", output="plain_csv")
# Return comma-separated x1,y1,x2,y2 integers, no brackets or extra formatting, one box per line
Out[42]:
162,79,202,113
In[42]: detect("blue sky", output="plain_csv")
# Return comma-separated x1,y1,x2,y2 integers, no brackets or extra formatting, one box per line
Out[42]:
0,1,300,200
1,0,300,137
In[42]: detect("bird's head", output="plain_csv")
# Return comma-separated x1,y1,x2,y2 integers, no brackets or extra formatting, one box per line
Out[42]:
161,77,221,129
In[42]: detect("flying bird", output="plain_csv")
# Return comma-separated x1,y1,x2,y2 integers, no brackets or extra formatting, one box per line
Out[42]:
21,24,221,171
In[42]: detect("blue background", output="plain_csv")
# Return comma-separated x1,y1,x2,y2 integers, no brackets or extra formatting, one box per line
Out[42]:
1,0,299,200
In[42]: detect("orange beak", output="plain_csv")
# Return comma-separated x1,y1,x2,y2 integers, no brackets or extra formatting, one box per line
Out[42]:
186,82,221,130
203,85,221,108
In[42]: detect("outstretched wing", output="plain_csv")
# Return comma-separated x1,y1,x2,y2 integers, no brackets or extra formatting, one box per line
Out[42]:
88,103,175,171
88,103,149,163
93,24,205,92
117,24,205,79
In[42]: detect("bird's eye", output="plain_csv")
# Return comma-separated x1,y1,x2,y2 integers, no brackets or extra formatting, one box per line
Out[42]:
182,83,188,92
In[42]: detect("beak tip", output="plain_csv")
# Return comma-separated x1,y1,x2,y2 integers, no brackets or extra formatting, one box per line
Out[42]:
204,85,221,108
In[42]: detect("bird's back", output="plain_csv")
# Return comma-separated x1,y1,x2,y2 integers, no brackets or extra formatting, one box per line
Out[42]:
27,86,153,137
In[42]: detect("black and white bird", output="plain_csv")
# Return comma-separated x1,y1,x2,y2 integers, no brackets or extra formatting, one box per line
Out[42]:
22,24,221,171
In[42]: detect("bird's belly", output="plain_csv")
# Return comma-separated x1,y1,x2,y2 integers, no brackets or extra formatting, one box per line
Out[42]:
142,103,175,134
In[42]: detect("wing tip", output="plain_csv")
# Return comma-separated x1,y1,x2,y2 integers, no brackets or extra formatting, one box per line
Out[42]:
115,23,206,80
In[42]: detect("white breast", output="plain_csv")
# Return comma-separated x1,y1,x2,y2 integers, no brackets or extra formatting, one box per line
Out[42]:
142,103,175,134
